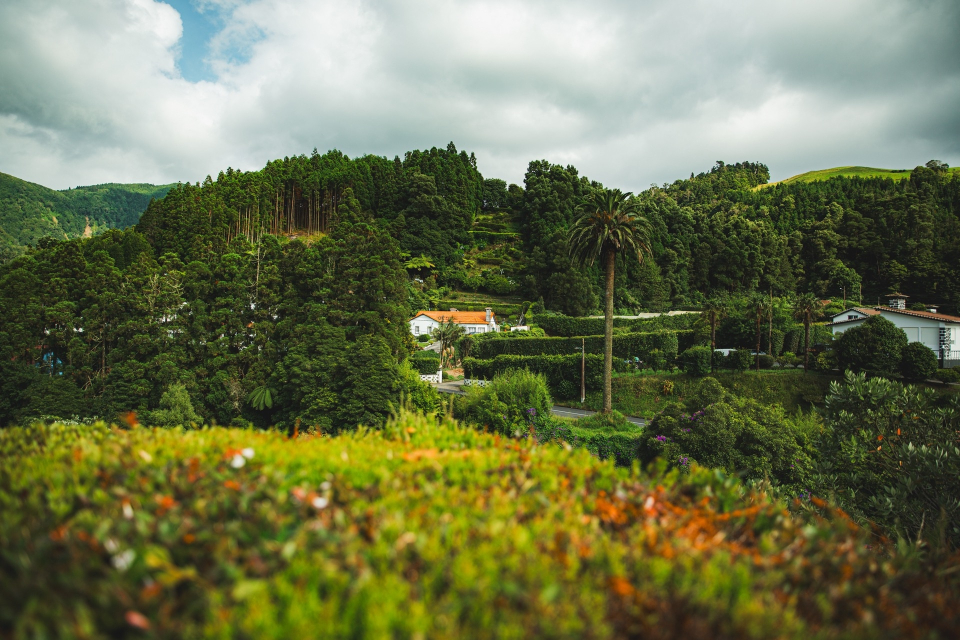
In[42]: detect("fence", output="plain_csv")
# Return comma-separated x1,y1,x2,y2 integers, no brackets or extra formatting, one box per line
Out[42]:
942,350,960,367
419,370,442,384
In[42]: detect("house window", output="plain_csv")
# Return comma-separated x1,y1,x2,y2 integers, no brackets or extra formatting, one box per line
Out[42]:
848,315,857,320
413,325,419,335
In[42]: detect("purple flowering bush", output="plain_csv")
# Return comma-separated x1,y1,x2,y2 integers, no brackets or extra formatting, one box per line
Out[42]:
637,393,814,494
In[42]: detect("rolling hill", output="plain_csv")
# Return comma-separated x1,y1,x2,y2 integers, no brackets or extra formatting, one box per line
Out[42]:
0,171,174,260
757,164,960,189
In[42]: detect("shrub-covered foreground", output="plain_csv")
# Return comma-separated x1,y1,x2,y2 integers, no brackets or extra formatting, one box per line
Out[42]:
3,415,960,638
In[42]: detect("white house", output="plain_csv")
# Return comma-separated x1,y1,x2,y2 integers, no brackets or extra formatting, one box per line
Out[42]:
409,308,499,338
829,294,960,366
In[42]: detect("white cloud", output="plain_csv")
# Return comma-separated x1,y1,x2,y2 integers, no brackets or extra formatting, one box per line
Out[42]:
0,0,957,191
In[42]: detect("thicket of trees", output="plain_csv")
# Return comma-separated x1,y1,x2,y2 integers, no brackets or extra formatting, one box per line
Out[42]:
3,142,959,428
515,160,960,315
0,192,422,430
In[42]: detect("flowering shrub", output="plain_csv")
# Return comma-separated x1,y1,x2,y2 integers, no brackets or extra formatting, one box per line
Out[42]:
2,415,960,637
637,394,815,493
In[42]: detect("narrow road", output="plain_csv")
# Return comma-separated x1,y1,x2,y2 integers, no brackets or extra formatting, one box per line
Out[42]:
433,380,645,426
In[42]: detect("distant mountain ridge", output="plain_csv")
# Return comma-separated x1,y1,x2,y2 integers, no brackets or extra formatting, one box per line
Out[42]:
0,171,174,260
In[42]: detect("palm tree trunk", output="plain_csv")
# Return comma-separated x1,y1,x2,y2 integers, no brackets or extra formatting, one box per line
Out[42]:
603,249,615,413
803,318,811,372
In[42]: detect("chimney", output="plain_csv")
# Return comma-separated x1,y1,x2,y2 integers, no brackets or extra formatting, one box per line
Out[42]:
887,293,907,310
449,308,457,312
485,307,492,323
927,306,939,314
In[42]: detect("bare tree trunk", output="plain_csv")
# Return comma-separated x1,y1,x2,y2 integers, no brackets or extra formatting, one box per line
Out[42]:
768,288,774,357
603,249,615,413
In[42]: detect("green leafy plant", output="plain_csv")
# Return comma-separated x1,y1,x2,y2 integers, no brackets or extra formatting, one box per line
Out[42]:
900,342,938,381
681,346,712,376
246,385,277,411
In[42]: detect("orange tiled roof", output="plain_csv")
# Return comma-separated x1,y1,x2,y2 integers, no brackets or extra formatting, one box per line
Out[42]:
411,310,494,324
880,307,960,323
830,306,960,326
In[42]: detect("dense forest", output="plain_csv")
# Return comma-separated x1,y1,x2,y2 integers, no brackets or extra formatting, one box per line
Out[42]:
0,172,173,261
517,159,960,315
1,143,958,429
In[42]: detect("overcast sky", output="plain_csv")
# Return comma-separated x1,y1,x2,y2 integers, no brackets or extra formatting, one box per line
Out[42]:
1,0,958,191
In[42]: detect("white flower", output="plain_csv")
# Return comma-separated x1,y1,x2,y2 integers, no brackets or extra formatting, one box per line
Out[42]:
112,549,135,571
231,454,246,469
241,448,255,459
122,502,134,520
104,538,119,553
311,496,329,509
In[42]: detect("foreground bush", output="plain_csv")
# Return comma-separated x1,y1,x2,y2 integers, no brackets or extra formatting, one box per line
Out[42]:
814,371,960,546
637,388,815,493
3,416,960,638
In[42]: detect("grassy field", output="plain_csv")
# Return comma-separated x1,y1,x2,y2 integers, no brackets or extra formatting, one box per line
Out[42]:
576,369,837,418
3,412,960,637
756,165,960,190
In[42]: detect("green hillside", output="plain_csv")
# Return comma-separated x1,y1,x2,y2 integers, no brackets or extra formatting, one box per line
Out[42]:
0,172,173,260
758,164,960,189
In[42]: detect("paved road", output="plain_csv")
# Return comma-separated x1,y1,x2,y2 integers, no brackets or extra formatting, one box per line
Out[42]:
433,380,645,426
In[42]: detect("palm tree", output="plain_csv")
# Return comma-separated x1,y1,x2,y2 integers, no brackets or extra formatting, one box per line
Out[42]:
431,319,465,369
746,293,772,372
792,292,823,372
569,188,651,413
701,295,728,371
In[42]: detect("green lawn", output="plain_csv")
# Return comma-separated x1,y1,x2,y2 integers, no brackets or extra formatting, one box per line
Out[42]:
596,369,837,418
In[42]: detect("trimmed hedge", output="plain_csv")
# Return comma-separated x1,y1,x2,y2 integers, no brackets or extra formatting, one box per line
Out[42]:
463,353,629,395
681,346,712,376
536,312,700,338
410,350,441,375
471,330,681,361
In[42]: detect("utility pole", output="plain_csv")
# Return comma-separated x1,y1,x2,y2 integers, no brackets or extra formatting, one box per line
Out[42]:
581,338,586,404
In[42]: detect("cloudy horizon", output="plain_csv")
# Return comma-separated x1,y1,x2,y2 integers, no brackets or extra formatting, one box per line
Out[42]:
1,0,958,191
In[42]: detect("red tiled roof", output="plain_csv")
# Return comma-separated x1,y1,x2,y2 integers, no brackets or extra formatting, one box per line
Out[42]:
829,306,960,326
411,310,494,324
830,307,880,320
881,307,960,323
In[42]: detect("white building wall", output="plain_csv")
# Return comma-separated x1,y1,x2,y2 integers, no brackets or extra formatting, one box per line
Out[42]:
409,317,439,337
408,316,499,337
831,311,952,353
877,313,942,352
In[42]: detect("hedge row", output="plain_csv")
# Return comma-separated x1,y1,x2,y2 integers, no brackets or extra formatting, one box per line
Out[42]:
472,330,682,361
463,353,629,398
6,417,956,637
410,350,441,375
535,313,700,338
